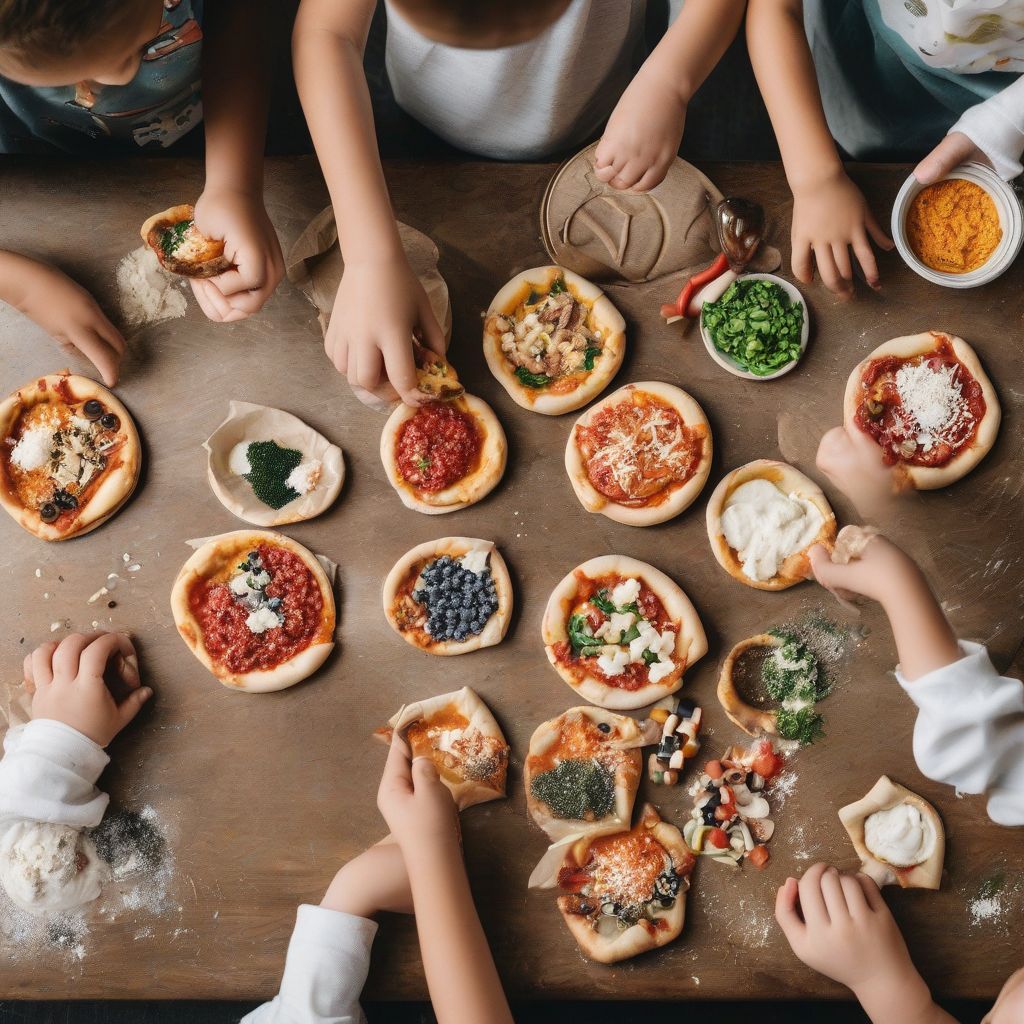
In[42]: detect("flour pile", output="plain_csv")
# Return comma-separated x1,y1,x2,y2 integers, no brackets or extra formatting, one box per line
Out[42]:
116,246,187,327
0,821,104,913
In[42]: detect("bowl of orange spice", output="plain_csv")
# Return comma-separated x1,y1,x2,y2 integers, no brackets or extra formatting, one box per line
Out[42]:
892,162,1023,288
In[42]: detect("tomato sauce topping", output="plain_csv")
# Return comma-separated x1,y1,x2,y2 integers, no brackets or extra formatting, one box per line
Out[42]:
395,402,481,493
576,394,703,506
189,544,323,674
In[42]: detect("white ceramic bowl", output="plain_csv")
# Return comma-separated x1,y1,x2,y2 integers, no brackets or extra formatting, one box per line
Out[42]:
699,273,810,381
891,162,1023,288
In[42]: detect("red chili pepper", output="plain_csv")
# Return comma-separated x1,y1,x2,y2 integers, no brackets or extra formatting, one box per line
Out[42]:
660,252,730,321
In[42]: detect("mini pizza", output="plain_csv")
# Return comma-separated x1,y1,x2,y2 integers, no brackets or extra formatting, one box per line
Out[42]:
380,394,506,514
382,537,512,656
171,530,335,693
483,266,625,415
839,776,944,890
0,373,141,541
549,804,695,964
565,381,712,526
706,460,836,591
524,707,643,841
375,687,509,809
843,332,1000,490
542,555,707,710
414,341,464,401
141,204,231,278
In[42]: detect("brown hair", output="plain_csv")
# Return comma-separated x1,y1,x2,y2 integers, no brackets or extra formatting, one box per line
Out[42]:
0,0,135,60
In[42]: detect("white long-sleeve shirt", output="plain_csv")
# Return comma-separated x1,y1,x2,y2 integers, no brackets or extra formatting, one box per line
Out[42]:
950,78,1024,179
242,905,377,1024
897,642,1024,827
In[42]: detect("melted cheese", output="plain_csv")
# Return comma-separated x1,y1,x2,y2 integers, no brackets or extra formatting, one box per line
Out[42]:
864,804,936,867
589,407,693,497
611,578,641,607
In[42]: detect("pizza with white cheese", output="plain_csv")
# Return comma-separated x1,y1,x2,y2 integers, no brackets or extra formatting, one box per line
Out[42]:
171,530,335,693
483,266,625,415
0,373,141,541
565,381,712,526
542,555,707,710
141,204,232,278
843,332,1000,490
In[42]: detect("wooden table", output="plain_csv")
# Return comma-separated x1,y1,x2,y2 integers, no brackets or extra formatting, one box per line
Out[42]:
2,157,1022,1002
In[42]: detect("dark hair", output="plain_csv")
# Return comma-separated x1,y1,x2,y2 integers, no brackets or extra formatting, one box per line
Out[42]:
0,0,130,60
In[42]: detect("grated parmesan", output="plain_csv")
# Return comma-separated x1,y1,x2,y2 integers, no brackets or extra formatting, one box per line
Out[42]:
894,360,971,451
10,427,52,472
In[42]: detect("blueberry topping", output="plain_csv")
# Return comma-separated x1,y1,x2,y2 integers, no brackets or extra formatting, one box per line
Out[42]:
413,553,500,642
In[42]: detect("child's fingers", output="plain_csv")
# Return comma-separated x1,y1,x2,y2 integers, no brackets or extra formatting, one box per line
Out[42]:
379,732,414,799
839,872,869,917
632,162,669,195
416,300,447,358
190,278,232,322
819,866,850,921
51,632,97,680
115,684,153,730
79,632,134,682
71,330,121,388
92,313,126,355
854,872,887,913
382,338,420,406
813,244,850,297
351,343,384,394
830,242,854,287
774,877,805,939
797,863,831,925
864,210,894,251
411,754,442,791
852,229,881,289
807,543,840,585
791,239,813,285
30,642,59,688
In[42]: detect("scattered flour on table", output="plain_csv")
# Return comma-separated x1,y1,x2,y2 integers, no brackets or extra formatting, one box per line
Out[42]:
116,246,187,327
964,868,1022,934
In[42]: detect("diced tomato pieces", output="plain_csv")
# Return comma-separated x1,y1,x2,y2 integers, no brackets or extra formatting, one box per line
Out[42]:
714,803,736,822
705,759,724,780
752,751,783,780
748,845,770,869
706,828,730,850
557,867,590,893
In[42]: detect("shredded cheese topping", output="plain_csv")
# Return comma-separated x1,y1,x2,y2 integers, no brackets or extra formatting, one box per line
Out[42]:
893,360,971,452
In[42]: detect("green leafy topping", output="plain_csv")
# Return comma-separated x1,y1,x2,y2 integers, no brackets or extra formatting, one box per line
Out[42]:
549,276,568,295
762,632,827,703
583,345,601,371
641,649,659,666
775,706,825,745
514,366,552,389
568,613,604,658
702,279,803,376
530,758,614,820
243,440,303,510
619,623,641,645
590,588,639,617
160,220,192,257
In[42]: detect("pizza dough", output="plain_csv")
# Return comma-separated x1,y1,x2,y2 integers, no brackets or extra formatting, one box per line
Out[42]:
717,634,784,737
204,401,345,526
832,524,882,565
380,394,507,514
140,204,231,278
843,332,1000,490
376,687,509,809
524,707,643,841
382,538,512,656
542,555,707,710
171,530,336,693
0,372,142,541
483,266,625,415
706,460,836,591
839,776,944,890
545,804,695,964
565,381,713,526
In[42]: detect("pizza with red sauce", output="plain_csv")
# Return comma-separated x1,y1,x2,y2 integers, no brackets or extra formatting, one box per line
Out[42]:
0,372,141,542
381,393,507,514
171,530,335,692
566,381,712,526
844,332,1000,490
542,555,706,710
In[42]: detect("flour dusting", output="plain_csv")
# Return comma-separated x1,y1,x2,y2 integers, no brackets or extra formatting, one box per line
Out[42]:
116,246,187,327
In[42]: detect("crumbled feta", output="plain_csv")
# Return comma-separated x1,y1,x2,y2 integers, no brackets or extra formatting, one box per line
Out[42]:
459,548,490,574
285,458,322,496
10,426,52,471
598,610,636,644
647,658,675,684
597,647,631,676
611,577,641,608
228,442,252,476
246,606,282,634
229,574,252,596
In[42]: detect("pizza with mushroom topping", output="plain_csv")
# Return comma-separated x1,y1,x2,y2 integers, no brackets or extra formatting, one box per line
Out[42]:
141,204,232,278
566,381,712,526
542,555,707,710
843,332,1000,490
483,266,625,415
0,373,141,541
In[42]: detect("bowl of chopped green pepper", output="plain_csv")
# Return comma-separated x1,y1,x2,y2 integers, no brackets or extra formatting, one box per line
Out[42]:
699,273,809,380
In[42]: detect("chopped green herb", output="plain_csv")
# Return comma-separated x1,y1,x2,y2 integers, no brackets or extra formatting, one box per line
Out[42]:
590,589,639,617
702,278,803,376
568,613,603,657
619,623,641,645
549,276,567,295
416,456,431,472
762,632,824,703
160,220,192,258
515,366,552,389
641,649,659,666
775,705,825,745
583,346,601,371
243,440,302,510
530,758,614,820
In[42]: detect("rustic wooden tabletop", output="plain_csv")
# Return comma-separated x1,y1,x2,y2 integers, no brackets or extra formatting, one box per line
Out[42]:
1,156,1021,1001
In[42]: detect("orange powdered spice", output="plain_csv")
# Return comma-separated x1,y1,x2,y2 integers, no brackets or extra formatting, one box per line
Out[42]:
906,178,1001,274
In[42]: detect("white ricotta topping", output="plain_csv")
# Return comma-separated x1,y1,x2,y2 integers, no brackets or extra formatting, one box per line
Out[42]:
720,479,824,582
246,606,283,634
228,442,252,476
596,610,637,644
286,458,321,496
611,578,641,608
893,360,969,452
647,658,675,684
864,803,937,868
10,426,52,472
597,647,631,676
460,548,490,575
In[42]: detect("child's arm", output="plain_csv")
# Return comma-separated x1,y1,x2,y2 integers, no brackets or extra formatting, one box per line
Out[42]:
292,0,445,406
377,737,514,1024
776,863,956,1024
0,251,125,386
595,0,747,193
191,0,284,324
746,0,893,296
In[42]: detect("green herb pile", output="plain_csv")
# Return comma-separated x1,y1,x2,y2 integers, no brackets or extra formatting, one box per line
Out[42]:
566,588,660,665
243,440,303,509
702,278,803,376
160,220,192,257
530,758,614,820
762,630,830,745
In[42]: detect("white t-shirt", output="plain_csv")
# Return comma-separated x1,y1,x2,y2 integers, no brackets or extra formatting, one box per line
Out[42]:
383,0,647,160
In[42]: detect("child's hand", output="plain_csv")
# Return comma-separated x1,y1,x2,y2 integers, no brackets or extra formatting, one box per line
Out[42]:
595,74,686,193
328,256,446,407
190,187,284,323
808,533,914,605
23,632,152,747
816,425,900,512
320,837,413,920
377,734,459,853
791,168,893,296
915,132,989,186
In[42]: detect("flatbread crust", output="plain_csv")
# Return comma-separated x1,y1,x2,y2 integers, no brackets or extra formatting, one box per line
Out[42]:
565,381,713,526
839,776,944,890
554,805,692,964
380,394,507,514
382,537,512,656
204,401,345,526
483,266,625,415
524,707,643,841
843,332,1000,491
542,555,707,710
375,687,509,809
706,459,837,591
170,530,335,693
140,204,231,278
717,634,782,736
0,373,141,542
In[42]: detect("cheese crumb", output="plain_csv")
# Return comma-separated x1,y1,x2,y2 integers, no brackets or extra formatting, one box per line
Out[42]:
285,458,322,496
228,442,252,476
246,606,282,634
10,426,52,471
611,578,641,607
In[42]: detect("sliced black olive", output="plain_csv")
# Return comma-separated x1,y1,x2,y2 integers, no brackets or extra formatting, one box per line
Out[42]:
674,698,697,719
597,722,611,734
83,399,104,420
53,489,78,510
99,413,120,431
39,502,59,523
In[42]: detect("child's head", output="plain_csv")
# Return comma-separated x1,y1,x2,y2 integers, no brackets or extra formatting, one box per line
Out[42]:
0,0,162,87
390,0,572,49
